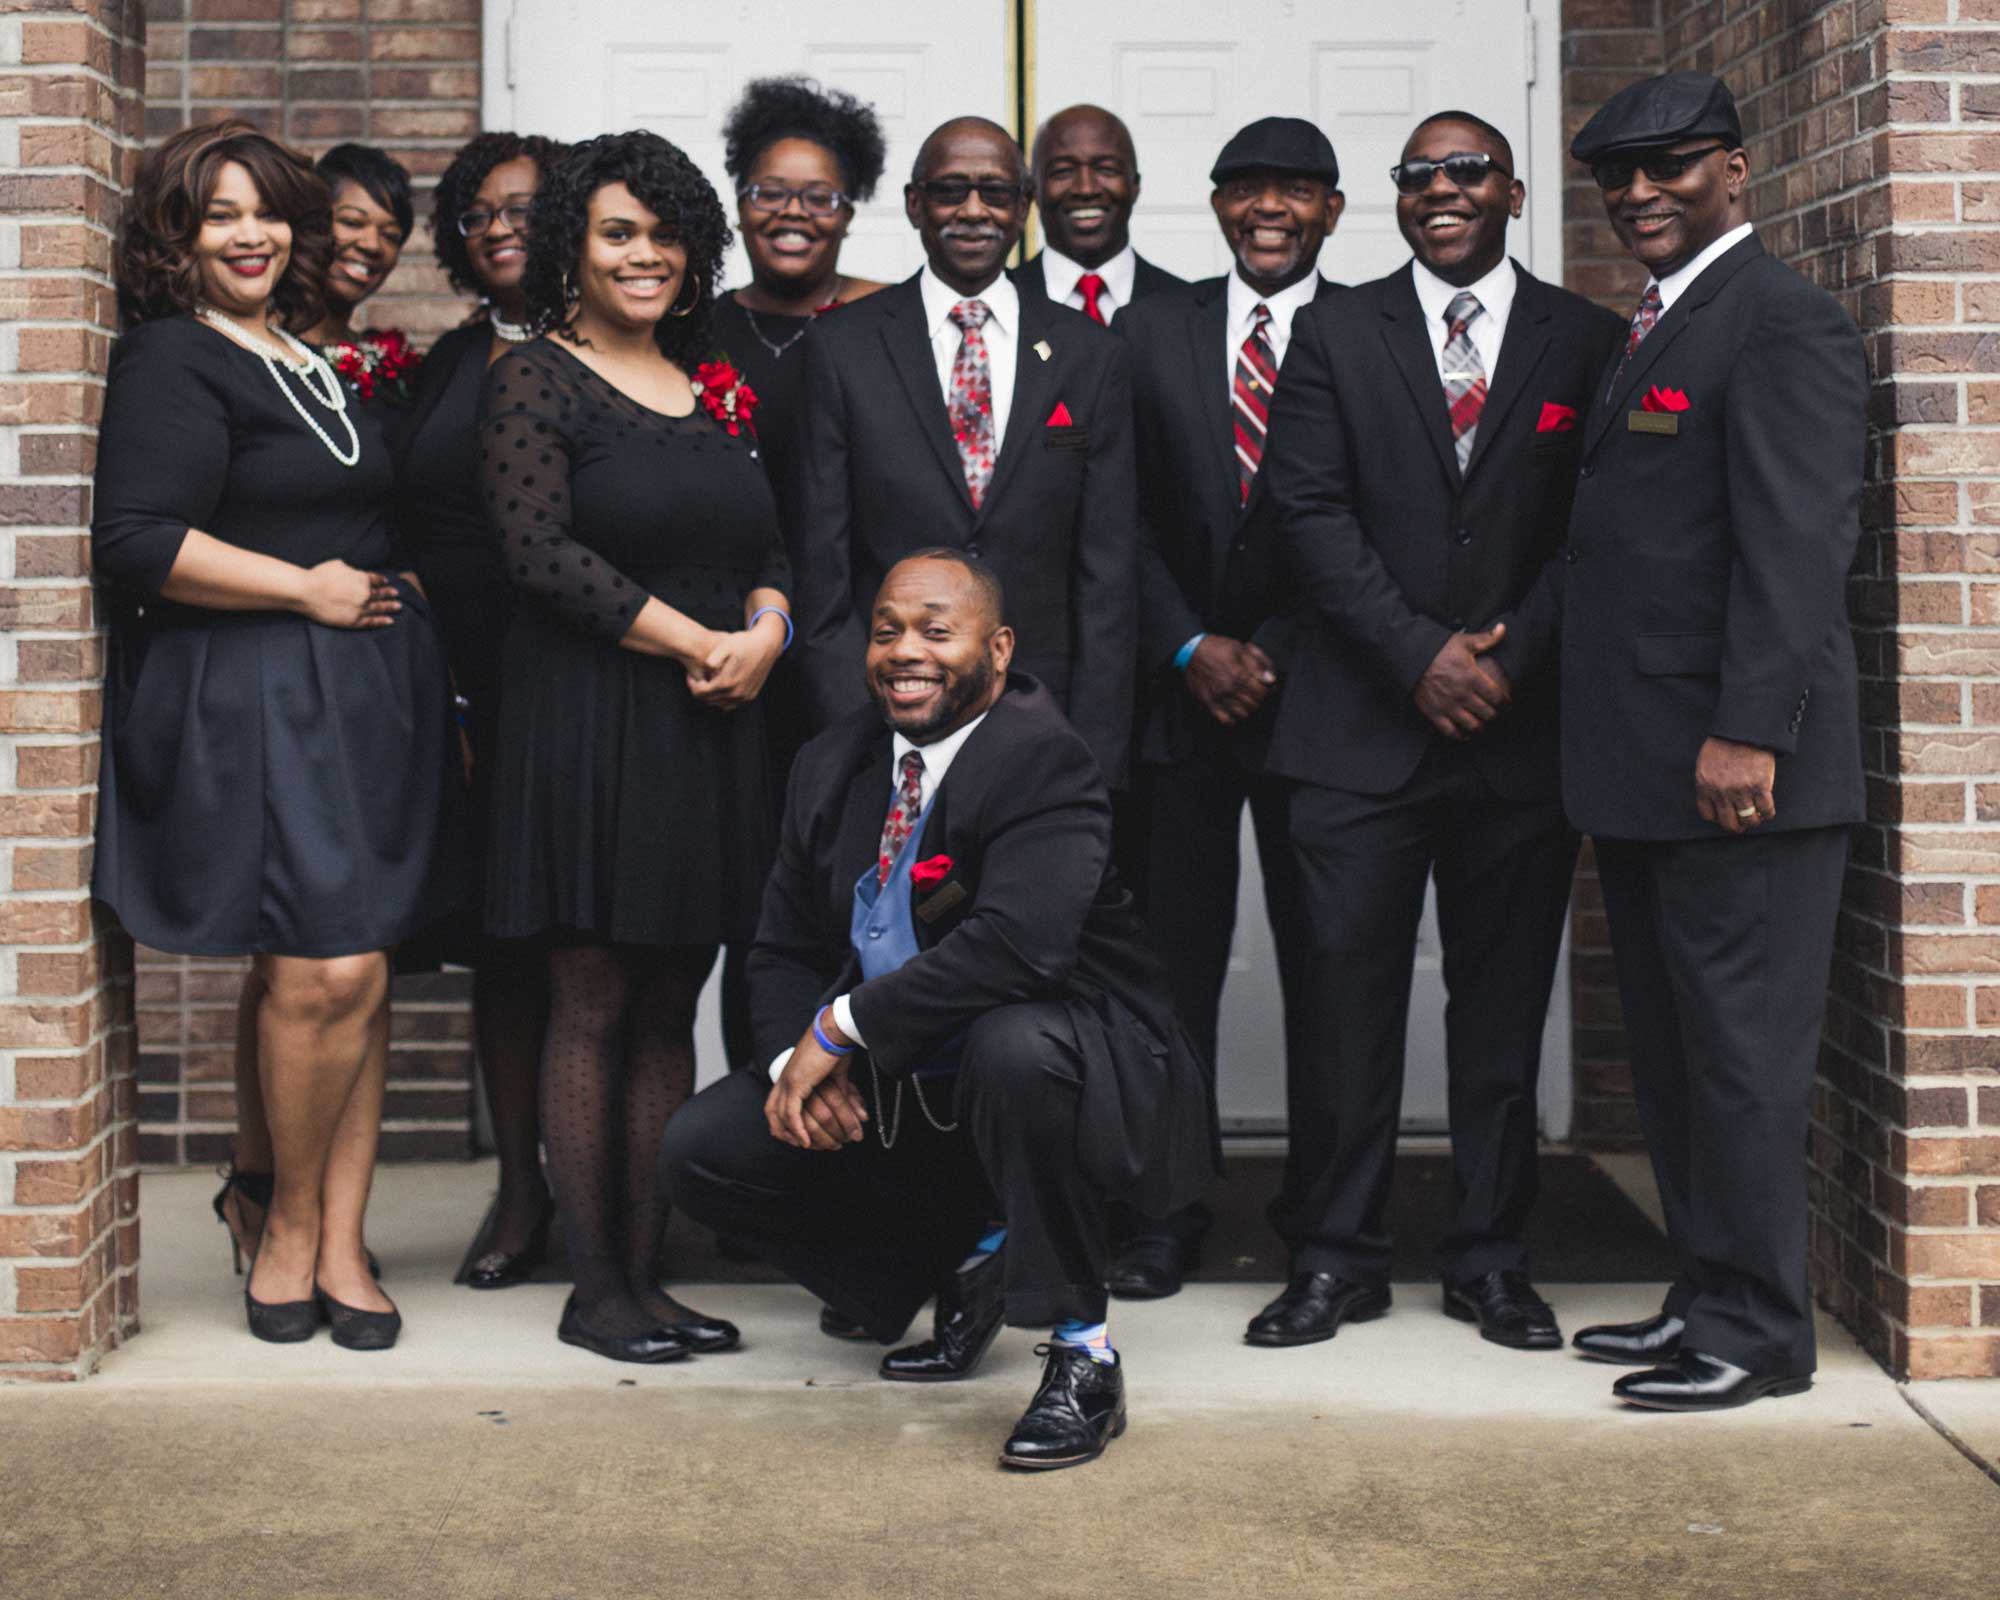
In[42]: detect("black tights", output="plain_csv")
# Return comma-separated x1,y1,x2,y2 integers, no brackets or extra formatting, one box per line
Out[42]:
540,940,715,1336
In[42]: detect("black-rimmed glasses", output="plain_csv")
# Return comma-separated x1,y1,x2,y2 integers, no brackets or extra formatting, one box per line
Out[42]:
739,182,853,217
458,201,531,238
1590,144,1731,190
1390,153,1512,194
911,178,1030,210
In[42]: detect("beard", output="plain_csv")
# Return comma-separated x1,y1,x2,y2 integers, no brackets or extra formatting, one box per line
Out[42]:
871,651,997,742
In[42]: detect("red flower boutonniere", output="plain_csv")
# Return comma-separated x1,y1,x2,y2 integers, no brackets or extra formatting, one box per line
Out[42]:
910,855,954,892
1535,401,1577,433
693,356,759,436
1641,385,1690,414
322,328,419,404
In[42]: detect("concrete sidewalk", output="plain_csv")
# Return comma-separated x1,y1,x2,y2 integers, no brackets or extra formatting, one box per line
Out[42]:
4,1163,1996,1599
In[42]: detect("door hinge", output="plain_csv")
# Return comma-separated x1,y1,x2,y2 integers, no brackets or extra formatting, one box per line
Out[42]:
1524,13,1540,86
504,6,518,89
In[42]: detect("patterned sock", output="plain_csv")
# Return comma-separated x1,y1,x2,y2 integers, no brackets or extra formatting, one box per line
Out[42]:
957,1225,1007,1272
1052,1318,1116,1365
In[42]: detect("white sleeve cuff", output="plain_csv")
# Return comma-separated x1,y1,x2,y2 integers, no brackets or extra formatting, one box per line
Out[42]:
767,1047,793,1084
831,993,864,1047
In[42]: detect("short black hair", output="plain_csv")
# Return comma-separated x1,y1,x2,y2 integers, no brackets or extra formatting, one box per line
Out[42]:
1409,110,1514,172
896,547,1006,627
315,143,413,238
523,129,731,366
431,131,569,297
723,76,887,203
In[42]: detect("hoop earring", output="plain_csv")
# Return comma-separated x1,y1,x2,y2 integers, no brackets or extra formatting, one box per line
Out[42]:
665,276,701,318
561,270,579,305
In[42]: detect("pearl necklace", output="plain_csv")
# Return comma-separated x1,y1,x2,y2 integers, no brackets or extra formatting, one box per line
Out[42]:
487,308,533,342
196,306,360,468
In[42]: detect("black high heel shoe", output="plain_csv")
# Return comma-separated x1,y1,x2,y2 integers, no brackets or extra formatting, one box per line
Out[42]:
465,1206,553,1291
315,1283,402,1352
212,1165,273,1277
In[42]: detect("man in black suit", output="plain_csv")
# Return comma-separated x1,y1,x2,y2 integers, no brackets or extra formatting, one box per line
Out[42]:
1105,117,1344,1300
1561,73,1866,1412
661,552,1210,1470
1015,104,1185,323
795,116,1136,785
1252,111,1623,1352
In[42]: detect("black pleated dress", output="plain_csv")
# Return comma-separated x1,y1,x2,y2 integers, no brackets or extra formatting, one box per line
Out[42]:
90,315,465,958
478,338,789,947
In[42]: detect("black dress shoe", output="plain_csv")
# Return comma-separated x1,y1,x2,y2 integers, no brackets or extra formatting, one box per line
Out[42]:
465,1211,551,1291
315,1284,402,1352
819,1304,873,1341
1572,1311,1686,1366
1612,1349,1812,1412
556,1295,694,1365
881,1247,1006,1382
1106,1233,1199,1301
1245,1272,1391,1347
1443,1269,1561,1350
999,1344,1127,1471
651,1299,740,1354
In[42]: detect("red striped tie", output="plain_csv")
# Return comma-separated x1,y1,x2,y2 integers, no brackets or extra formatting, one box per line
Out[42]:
1233,302,1275,505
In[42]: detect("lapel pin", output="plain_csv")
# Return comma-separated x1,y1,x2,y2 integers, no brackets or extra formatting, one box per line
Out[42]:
1033,340,1052,363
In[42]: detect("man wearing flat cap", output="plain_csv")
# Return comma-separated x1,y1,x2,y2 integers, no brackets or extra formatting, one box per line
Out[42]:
1561,70,1866,1411
1106,116,1342,1300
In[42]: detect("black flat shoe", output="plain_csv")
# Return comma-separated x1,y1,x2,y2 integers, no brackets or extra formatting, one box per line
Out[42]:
651,1298,740,1354
1106,1233,1199,1301
1245,1271,1390,1347
1572,1311,1685,1366
1612,1349,1812,1412
465,1209,552,1291
999,1344,1127,1471
1443,1269,1562,1350
881,1247,1007,1382
556,1294,693,1365
315,1284,401,1352
244,1285,318,1344
819,1304,873,1341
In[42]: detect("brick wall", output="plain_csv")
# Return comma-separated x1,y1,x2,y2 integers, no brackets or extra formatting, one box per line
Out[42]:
0,0,145,1378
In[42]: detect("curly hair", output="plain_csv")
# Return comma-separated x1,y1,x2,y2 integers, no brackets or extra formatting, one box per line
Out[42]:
430,130,568,298
722,76,887,202
522,130,731,365
116,120,331,333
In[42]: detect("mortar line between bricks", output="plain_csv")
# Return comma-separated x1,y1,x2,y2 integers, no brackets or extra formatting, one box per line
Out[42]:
1900,1386,2000,1490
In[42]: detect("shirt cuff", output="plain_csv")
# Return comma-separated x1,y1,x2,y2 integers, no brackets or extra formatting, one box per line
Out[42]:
1173,633,1207,672
767,1047,793,1084
831,993,864,1047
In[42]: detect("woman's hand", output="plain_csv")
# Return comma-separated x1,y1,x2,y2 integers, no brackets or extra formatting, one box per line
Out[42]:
686,614,786,710
295,561,400,629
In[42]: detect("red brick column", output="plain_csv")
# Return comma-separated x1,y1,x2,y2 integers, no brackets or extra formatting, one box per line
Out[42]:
0,0,145,1378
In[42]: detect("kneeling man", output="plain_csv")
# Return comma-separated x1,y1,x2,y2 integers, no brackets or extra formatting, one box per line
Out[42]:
661,551,1212,1470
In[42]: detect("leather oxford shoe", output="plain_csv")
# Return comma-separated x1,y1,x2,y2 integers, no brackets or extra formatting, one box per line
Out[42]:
880,1246,1006,1382
1443,1269,1562,1350
999,1344,1127,1471
1245,1271,1391,1347
1613,1349,1812,1412
1106,1233,1200,1301
557,1295,693,1365
819,1304,873,1341
1572,1311,1686,1366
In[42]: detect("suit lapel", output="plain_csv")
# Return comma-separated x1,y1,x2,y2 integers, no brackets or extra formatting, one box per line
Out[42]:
1461,265,1554,482
1191,282,1239,518
879,276,976,514
1380,265,1461,486
979,291,1059,520
835,733,893,893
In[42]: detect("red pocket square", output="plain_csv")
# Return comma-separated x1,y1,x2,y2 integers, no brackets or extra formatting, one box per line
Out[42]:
1536,402,1577,433
1641,385,1690,414
911,855,954,891
1046,401,1074,427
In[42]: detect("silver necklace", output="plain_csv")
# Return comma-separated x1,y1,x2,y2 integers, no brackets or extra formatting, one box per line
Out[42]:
488,308,533,342
196,306,360,468
742,303,814,360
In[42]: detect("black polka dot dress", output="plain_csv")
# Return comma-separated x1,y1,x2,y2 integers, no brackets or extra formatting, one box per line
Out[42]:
477,337,790,945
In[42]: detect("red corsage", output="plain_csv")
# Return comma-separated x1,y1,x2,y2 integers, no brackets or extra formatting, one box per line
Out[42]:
322,328,419,405
692,356,759,437
910,855,954,891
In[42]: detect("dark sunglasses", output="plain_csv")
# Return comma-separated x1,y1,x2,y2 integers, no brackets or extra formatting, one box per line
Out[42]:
739,182,852,218
1389,153,1512,194
912,178,1029,211
458,201,531,238
1590,144,1731,190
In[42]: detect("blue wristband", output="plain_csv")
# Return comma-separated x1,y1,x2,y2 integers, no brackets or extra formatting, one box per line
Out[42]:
1173,633,1208,672
750,605,794,652
812,1008,854,1056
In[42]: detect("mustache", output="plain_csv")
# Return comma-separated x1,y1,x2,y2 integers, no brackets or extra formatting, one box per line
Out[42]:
941,224,1003,242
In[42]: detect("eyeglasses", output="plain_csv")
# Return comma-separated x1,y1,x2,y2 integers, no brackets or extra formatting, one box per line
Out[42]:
458,202,531,238
739,182,852,218
1590,144,1731,190
912,178,1029,211
1390,153,1512,194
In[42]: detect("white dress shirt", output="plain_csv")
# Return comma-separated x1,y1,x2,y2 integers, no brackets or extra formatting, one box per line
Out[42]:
1410,254,1518,385
1039,242,1137,323
920,265,1020,451
1651,221,1755,314
1223,268,1324,397
770,710,993,1075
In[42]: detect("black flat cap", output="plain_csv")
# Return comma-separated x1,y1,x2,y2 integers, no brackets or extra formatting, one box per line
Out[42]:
1210,117,1339,187
1570,70,1743,162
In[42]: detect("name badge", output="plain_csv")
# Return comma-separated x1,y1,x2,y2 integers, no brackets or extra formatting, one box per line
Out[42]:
1627,411,1679,436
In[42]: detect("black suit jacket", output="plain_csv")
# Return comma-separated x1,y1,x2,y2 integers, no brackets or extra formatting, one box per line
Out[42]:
1116,273,1340,767
748,675,1213,1213
1011,249,1187,314
1561,233,1867,839
1262,261,1625,798
795,274,1138,784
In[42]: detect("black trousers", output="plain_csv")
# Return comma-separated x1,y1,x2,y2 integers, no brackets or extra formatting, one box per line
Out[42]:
1593,826,1848,1378
1272,743,1578,1285
659,1001,1111,1340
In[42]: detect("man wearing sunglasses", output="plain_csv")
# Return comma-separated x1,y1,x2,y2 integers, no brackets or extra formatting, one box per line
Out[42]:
795,115,1137,798
1562,71,1866,1412
1252,110,1621,1354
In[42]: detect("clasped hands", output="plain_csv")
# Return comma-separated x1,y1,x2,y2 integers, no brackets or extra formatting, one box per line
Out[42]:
1414,622,1510,739
1184,635,1277,725
765,1007,870,1150
683,610,789,710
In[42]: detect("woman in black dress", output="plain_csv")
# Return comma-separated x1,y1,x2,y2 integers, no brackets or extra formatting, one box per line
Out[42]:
395,132,568,1290
94,122,462,1349
481,131,790,1362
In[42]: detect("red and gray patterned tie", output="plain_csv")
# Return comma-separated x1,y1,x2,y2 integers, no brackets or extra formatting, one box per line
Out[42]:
1076,272,1108,325
877,750,925,886
1232,302,1275,505
1609,282,1663,395
1442,290,1487,472
947,300,996,507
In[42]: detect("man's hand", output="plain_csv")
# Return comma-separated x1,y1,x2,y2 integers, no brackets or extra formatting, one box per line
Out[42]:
1695,736,1777,834
1412,623,1511,739
1184,635,1277,726
765,1012,869,1150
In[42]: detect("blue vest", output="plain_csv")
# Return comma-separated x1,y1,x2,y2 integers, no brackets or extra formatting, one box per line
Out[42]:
850,791,959,1076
